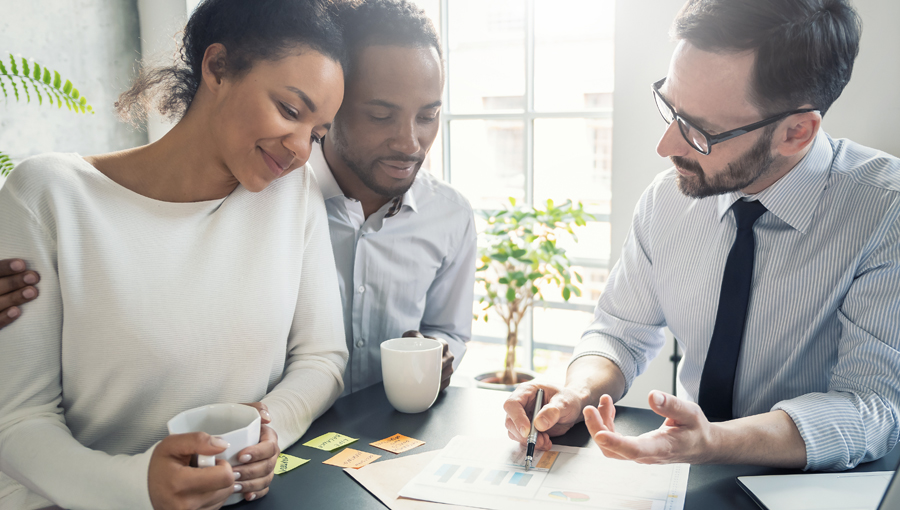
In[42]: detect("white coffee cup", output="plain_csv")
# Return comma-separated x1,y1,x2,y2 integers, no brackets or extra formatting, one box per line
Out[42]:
381,337,443,413
167,403,261,506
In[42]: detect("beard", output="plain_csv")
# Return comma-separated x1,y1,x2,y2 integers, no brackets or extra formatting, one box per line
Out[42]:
672,127,777,199
330,122,423,199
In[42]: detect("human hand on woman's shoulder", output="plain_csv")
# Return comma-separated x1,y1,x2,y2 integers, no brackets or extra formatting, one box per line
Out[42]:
0,259,40,329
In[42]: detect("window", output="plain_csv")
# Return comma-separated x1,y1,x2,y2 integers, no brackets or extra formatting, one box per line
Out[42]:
414,0,615,379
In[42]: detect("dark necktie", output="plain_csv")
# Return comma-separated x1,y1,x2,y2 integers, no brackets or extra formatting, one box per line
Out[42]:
697,199,768,422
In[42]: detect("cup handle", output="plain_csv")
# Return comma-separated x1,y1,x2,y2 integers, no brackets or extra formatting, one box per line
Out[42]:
196,455,216,468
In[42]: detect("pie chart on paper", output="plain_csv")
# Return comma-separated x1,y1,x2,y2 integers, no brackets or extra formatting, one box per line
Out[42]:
548,491,590,502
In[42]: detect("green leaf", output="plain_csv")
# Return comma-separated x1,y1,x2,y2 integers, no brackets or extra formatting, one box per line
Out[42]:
62,79,72,94
505,288,516,302
575,272,583,284
53,70,61,89
562,287,571,301
10,54,18,75
71,87,80,100
0,59,7,74
33,62,41,80
21,57,29,77
509,197,516,206
0,150,13,177
498,277,510,285
42,68,51,84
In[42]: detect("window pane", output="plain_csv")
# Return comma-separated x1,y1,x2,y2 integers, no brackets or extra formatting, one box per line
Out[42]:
534,118,612,215
450,119,525,210
539,265,610,305
534,0,614,111
533,307,594,347
448,0,525,113
557,222,612,264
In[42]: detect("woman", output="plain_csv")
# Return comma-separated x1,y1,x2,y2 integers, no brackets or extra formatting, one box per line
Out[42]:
0,0,347,508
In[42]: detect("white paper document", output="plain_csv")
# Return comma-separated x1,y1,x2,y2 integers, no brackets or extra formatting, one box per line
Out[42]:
398,436,690,510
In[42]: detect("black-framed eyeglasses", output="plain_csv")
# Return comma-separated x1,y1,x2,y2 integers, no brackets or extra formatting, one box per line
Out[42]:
652,78,817,155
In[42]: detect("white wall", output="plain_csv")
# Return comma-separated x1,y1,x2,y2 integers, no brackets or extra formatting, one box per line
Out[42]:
823,0,900,156
610,0,900,408
0,0,148,187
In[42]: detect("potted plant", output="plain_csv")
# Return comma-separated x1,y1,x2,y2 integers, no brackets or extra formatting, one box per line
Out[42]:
474,197,594,389
1,53,93,176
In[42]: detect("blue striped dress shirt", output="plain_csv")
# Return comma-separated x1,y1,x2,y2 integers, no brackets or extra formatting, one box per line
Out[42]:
308,144,477,395
573,130,900,471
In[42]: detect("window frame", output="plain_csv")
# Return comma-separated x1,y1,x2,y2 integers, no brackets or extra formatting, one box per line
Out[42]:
435,0,613,369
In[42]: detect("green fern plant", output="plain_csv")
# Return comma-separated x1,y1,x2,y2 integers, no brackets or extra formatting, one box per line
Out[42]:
1,53,94,176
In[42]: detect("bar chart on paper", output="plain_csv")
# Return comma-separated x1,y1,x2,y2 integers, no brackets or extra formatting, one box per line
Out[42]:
399,436,689,510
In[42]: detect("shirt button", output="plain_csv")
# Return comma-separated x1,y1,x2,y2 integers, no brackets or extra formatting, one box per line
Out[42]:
356,340,365,348
358,285,365,293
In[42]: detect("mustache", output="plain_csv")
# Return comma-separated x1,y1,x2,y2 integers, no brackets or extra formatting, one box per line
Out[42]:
671,156,703,174
378,155,423,164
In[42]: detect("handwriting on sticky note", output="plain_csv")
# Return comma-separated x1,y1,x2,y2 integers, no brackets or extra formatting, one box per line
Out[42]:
274,453,309,474
535,450,560,470
323,448,381,469
303,432,358,451
369,433,426,454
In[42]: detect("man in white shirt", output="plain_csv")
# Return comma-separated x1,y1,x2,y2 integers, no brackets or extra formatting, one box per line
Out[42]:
0,0,476,395
317,0,476,394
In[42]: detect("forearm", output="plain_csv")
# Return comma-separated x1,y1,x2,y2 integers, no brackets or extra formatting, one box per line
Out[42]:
708,410,806,467
0,421,154,510
564,355,626,411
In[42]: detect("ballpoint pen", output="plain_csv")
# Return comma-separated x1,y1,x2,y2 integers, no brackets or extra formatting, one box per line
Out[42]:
524,388,544,471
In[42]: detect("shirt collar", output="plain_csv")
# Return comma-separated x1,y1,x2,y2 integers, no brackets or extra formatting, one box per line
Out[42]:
716,130,834,233
309,142,344,201
308,141,420,215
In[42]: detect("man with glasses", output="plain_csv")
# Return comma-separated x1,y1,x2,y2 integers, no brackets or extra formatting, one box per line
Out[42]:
505,0,900,471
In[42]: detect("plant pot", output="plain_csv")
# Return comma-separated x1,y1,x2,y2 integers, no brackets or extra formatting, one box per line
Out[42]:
474,369,538,392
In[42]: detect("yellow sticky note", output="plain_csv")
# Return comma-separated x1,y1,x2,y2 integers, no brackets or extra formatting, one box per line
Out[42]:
274,453,309,474
370,433,426,454
535,450,560,470
322,448,381,469
303,432,358,451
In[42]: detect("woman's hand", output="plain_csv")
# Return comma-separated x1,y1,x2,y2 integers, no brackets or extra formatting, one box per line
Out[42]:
235,402,280,502
148,433,236,510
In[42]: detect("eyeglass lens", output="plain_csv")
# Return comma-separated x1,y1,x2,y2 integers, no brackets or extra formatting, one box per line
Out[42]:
679,122,709,153
654,90,709,154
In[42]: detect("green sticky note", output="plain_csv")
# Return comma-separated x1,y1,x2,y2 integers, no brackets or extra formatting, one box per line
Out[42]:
303,432,358,451
274,453,309,474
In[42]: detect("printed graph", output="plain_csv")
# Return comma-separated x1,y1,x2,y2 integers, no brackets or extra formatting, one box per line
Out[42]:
509,472,534,487
548,491,590,502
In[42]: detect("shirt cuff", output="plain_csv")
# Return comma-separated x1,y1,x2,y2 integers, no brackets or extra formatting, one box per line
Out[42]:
570,333,638,394
772,392,867,471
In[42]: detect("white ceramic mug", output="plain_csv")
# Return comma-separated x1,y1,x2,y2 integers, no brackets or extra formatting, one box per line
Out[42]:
167,403,261,506
381,337,443,413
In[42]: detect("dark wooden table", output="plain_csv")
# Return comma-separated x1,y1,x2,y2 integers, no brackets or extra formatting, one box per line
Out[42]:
237,384,899,509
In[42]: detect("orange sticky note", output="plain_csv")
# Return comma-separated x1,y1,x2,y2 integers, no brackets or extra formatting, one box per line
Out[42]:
370,433,426,454
535,450,560,470
323,448,381,469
